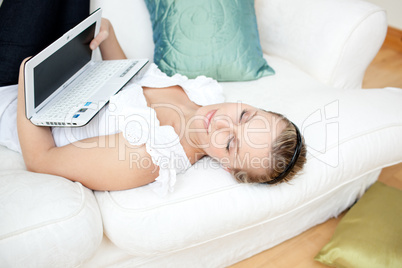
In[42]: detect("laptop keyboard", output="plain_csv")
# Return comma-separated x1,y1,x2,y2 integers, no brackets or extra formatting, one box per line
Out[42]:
38,60,138,122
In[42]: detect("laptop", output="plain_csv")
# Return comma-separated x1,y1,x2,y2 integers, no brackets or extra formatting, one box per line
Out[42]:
24,8,148,127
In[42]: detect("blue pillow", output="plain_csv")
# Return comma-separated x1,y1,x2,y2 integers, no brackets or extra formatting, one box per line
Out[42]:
144,0,275,81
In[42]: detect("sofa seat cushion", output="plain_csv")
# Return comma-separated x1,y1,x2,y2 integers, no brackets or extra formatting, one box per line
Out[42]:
0,168,103,267
94,55,402,256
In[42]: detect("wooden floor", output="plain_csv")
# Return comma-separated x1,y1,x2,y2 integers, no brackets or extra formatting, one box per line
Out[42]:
230,30,402,268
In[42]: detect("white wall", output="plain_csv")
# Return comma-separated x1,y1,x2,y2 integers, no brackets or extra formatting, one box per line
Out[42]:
365,0,402,30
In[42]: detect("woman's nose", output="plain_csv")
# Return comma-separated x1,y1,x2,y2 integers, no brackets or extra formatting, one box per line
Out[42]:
213,115,242,137
213,115,233,130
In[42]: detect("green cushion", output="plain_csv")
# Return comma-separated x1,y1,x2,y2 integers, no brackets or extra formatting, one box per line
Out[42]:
315,182,402,268
144,0,274,81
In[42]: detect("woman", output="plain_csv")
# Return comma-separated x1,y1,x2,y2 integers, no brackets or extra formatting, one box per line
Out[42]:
9,19,306,195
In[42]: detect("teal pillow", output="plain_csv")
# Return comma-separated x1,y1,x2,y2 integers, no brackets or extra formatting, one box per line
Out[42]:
144,0,274,81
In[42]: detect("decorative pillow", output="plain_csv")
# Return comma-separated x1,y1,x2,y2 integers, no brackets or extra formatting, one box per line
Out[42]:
144,0,274,81
315,182,402,268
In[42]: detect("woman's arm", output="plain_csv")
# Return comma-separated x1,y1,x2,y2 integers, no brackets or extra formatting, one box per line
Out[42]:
28,132,160,191
17,59,158,190
17,58,55,168
90,18,127,60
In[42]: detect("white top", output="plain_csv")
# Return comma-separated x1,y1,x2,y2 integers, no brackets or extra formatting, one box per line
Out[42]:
0,63,224,196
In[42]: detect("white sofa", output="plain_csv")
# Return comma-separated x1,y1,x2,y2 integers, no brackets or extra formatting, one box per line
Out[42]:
1,0,402,267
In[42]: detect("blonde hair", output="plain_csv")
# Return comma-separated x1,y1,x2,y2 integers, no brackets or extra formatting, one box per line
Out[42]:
230,111,307,185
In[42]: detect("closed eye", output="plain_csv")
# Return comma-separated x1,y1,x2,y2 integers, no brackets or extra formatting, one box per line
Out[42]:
226,136,234,152
227,109,248,153
240,109,247,122
227,109,247,153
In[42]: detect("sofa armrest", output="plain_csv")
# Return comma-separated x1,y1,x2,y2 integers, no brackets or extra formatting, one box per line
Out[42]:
255,0,387,89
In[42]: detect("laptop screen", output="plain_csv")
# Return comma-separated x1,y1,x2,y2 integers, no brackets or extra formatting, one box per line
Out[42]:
33,22,96,108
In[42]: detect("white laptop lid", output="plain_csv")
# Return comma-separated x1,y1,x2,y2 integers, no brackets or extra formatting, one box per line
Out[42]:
24,8,102,120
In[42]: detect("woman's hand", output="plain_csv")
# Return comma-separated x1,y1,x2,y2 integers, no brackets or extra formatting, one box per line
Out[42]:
89,18,127,60
89,18,111,50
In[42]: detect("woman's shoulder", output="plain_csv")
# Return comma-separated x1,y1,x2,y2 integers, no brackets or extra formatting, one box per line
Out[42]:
134,63,225,106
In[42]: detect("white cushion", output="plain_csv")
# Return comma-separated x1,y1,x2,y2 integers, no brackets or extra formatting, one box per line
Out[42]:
0,145,24,171
94,55,402,256
0,167,103,267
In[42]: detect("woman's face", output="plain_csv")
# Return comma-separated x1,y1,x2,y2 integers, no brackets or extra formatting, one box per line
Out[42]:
190,103,286,175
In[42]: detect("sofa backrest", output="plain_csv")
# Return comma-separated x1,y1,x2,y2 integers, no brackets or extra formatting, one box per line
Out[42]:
90,0,155,61
91,0,387,89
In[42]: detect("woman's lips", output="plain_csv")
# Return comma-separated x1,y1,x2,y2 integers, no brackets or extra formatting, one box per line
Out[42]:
204,109,217,133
